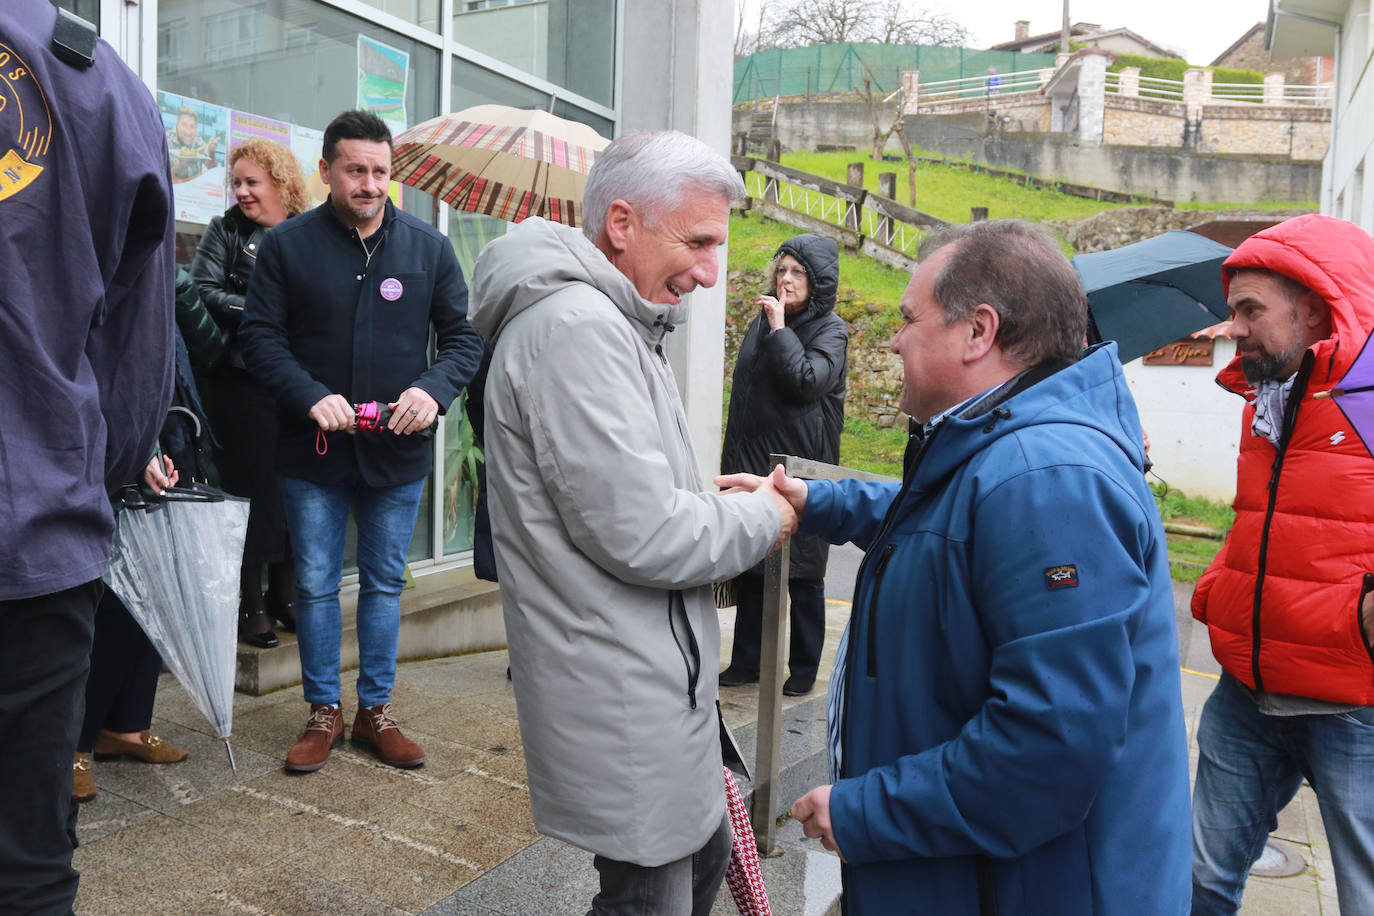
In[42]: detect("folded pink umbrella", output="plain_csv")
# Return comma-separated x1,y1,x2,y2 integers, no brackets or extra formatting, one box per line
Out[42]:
723,766,772,916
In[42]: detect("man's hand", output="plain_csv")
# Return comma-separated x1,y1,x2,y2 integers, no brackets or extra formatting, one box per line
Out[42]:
143,455,178,495
388,387,439,435
792,785,844,859
309,394,356,433
715,465,809,517
716,465,805,552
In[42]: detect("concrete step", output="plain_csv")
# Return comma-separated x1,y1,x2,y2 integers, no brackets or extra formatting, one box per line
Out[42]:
235,567,504,695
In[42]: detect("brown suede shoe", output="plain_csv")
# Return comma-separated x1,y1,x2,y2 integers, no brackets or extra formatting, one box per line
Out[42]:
92,730,189,764
73,752,96,803
351,703,426,768
284,704,344,773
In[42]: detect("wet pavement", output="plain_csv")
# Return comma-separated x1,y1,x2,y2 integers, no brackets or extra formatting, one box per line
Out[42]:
70,551,1334,914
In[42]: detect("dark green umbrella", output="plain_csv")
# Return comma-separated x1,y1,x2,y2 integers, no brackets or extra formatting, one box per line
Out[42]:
1073,231,1234,363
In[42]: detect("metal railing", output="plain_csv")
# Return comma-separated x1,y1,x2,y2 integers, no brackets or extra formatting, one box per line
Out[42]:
751,454,898,855
915,69,1050,102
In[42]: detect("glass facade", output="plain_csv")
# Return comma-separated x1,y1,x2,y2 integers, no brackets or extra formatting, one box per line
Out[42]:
50,0,98,28
146,0,616,572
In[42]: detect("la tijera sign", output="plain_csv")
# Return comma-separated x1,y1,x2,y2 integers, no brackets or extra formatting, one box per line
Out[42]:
1142,338,1215,367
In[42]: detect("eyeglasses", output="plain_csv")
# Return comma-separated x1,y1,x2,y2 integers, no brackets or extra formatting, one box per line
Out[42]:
774,266,808,279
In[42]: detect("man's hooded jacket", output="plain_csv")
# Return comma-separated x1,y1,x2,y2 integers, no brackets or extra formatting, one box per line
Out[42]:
1193,214,1374,703
469,217,780,867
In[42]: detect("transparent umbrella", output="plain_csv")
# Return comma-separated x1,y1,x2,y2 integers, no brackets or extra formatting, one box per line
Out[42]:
103,485,248,769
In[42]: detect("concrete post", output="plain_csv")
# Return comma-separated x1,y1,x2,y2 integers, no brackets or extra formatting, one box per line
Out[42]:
1077,53,1107,146
1120,66,1141,97
1264,73,1286,106
902,70,919,114
847,162,865,187
1055,52,1072,72
1183,68,1207,128
878,172,897,198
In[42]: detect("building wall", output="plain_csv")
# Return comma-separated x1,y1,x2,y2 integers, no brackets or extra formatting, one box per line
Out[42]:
1124,339,1241,502
1322,2,1374,230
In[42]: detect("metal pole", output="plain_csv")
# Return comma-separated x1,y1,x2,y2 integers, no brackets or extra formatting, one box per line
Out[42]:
750,453,791,855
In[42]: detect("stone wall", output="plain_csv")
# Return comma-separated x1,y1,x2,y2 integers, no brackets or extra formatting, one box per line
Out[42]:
1198,104,1330,160
908,131,1322,203
1052,205,1314,253
1102,96,1186,147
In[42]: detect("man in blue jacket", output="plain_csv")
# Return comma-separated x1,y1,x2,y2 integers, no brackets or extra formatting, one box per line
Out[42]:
0,2,175,910
240,110,483,774
721,220,1191,914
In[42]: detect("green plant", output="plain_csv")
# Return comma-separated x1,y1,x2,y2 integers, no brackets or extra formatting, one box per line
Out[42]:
443,388,484,548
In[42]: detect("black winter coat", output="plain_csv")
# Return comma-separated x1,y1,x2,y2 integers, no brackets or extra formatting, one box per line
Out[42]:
190,205,264,369
239,199,484,487
721,233,848,580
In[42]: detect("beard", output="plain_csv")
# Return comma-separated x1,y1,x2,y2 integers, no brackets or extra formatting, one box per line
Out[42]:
1239,340,1305,383
343,195,385,222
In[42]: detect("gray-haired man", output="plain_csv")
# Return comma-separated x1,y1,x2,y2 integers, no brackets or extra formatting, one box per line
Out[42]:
469,131,796,914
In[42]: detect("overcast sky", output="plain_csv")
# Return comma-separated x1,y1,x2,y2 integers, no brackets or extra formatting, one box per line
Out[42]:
737,1,1273,67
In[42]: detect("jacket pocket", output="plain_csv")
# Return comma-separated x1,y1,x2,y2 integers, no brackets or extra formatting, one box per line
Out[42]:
667,591,701,710
1358,573,1374,665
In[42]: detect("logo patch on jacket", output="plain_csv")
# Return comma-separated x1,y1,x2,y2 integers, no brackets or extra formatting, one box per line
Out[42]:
1044,565,1079,590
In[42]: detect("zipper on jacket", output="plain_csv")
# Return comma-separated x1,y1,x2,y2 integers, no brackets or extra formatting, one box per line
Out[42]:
668,592,700,709
1251,353,1313,692
1358,574,1374,667
866,544,897,677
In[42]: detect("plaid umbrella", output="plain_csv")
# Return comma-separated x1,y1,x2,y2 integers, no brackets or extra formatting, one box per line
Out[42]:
391,104,609,227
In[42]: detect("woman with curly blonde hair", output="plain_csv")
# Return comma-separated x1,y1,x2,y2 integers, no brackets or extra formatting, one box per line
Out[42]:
192,136,310,648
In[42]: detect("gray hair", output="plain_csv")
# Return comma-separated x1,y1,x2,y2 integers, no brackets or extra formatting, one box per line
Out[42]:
582,131,746,240
919,220,1087,366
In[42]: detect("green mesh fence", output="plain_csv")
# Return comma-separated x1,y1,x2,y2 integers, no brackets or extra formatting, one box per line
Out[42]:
733,43,1058,105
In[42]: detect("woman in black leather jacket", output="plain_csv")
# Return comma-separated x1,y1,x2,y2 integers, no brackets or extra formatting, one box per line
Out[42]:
192,137,309,648
718,233,849,696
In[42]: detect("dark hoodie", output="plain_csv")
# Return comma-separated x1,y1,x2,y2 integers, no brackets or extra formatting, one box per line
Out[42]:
721,233,848,579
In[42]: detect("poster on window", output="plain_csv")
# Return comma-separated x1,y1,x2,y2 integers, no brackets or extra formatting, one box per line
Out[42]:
158,90,228,224
290,124,329,207
357,35,409,135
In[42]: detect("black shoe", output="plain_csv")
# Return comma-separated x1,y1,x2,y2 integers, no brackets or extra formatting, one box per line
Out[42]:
718,665,759,687
238,609,280,648
269,601,297,633
782,674,816,696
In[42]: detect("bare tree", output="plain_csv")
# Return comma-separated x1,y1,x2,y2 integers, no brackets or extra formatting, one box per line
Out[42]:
854,71,902,161
766,0,873,47
735,1,773,59
880,5,970,47
765,0,969,48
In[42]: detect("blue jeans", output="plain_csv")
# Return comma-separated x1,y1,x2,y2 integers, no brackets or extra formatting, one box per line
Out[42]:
1192,672,1374,914
279,476,423,708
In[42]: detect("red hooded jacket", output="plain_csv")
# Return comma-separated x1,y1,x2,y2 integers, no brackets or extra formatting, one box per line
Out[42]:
1192,214,1374,703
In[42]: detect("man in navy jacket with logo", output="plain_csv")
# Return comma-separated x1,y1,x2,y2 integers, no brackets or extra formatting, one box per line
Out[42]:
0,2,174,910
721,221,1191,914
240,110,482,775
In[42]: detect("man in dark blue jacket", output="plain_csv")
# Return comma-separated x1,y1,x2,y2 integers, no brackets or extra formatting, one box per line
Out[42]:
720,220,1192,914
0,2,175,910
240,110,482,775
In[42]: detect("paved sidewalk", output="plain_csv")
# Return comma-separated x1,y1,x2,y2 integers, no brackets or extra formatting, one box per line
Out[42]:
70,576,1334,914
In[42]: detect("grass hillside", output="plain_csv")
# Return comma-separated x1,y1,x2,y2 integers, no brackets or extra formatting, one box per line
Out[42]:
728,151,1242,565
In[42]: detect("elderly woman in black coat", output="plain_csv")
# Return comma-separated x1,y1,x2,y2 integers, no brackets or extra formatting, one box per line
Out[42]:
719,233,849,696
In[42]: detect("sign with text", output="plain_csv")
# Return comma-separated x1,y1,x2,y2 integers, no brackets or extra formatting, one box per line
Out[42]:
1143,338,1216,367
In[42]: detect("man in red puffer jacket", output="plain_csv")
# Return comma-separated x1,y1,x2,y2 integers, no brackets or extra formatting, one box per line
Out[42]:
1192,214,1374,915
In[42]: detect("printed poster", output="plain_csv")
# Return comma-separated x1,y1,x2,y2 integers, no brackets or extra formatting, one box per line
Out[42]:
158,90,228,224
357,35,409,135
290,124,329,207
